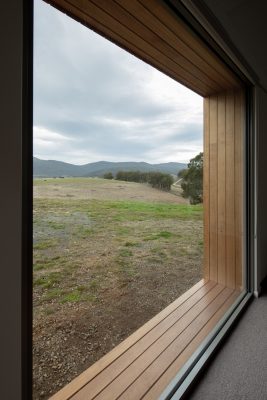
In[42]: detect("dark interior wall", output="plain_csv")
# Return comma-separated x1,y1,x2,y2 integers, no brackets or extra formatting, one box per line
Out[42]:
256,87,267,293
0,1,23,399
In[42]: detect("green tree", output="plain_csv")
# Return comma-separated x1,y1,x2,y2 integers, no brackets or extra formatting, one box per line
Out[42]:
178,152,203,204
103,172,113,179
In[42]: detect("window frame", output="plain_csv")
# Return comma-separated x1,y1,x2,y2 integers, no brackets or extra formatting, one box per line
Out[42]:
34,1,255,398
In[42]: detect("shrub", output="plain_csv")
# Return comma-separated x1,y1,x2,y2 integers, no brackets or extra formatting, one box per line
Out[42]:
103,172,113,179
116,170,173,191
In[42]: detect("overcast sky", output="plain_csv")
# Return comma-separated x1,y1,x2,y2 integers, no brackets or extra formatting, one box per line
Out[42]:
33,0,203,165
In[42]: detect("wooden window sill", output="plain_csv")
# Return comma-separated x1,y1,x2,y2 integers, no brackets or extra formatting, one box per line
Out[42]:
50,279,240,400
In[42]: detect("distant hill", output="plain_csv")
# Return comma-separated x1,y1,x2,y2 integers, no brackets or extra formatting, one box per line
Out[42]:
33,158,187,178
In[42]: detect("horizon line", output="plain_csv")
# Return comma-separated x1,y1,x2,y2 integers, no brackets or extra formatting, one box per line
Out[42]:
33,156,189,166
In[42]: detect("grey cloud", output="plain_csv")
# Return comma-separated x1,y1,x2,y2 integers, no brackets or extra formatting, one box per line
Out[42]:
34,0,203,164
167,123,203,144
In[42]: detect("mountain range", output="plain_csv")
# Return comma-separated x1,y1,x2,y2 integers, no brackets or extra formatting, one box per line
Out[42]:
33,157,187,178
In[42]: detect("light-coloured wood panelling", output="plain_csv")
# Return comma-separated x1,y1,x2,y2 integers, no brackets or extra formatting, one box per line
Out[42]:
225,91,236,288
45,0,241,97
217,93,226,284
209,96,218,282
49,281,239,400
142,289,239,399
234,90,245,290
204,90,245,290
203,99,210,280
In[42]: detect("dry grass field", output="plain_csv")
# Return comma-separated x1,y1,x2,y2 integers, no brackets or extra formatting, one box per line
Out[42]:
33,178,203,399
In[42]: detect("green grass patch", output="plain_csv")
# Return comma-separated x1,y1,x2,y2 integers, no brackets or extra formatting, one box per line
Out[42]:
34,199,203,226
33,255,66,271
33,272,61,289
60,290,82,303
33,263,47,271
33,239,58,250
75,226,93,238
144,231,174,241
99,200,203,221
119,249,133,257
44,288,65,300
115,227,131,235
60,288,97,303
47,221,65,230
157,231,173,238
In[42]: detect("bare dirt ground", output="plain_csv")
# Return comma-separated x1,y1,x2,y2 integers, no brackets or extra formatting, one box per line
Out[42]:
33,178,203,399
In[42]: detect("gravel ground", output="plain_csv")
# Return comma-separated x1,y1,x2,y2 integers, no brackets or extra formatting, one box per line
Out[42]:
33,178,203,399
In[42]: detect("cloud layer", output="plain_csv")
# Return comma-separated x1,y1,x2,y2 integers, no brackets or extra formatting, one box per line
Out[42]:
34,0,203,164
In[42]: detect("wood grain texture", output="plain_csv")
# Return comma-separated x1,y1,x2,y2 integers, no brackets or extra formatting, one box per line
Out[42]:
203,98,210,280
217,93,226,285
234,90,245,290
116,287,231,400
71,283,219,400
142,289,240,399
137,0,239,89
67,284,237,400
209,95,218,282
225,90,236,289
204,90,245,290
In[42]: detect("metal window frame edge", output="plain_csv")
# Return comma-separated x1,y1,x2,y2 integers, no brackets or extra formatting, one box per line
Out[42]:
158,291,253,400
176,0,258,86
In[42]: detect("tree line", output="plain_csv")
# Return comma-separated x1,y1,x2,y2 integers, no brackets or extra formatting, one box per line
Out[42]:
103,151,203,202
104,170,174,191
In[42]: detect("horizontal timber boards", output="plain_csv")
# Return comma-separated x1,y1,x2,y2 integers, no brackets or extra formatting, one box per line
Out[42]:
143,289,239,399
50,281,239,400
45,0,242,96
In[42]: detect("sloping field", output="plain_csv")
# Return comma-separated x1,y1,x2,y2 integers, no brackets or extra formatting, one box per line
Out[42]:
34,177,188,203
33,178,202,399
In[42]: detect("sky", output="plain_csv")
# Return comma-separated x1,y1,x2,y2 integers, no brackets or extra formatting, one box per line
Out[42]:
33,0,203,165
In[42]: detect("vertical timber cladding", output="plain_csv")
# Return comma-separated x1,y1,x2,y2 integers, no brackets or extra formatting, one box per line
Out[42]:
204,90,245,290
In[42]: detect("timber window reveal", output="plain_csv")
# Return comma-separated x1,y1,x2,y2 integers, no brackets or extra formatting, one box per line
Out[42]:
43,0,246,399
204,91,245,291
